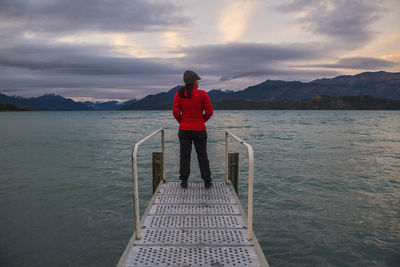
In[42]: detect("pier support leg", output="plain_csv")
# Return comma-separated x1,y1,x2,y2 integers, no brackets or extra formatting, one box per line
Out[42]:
152,152,163,194
228,152,239,195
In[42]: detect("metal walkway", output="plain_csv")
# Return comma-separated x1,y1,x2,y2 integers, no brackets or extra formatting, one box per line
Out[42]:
117,129,269,267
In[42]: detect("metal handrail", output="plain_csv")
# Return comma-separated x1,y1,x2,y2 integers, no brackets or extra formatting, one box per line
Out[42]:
131,128,165,240
225,130,254,241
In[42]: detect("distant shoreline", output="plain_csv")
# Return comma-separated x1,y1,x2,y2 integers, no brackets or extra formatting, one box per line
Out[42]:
2,94,400,111
211,95,400,110
0,104,30,111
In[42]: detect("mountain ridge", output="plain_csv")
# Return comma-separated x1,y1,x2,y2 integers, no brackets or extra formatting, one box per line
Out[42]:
123,71,400,110
1,71,399,110
212,95,400,110
0,93,135,111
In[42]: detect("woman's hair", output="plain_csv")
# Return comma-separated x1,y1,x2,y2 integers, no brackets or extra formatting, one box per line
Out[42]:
178,83,194,98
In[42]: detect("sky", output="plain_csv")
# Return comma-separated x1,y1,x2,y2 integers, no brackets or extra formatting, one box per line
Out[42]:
0,0,399,102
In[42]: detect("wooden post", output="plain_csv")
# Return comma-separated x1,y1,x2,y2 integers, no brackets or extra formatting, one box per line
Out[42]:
228,152,239,195
152,152,163,194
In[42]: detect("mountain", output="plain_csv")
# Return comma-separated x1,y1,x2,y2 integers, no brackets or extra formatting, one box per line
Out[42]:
0,93,136,110
121,86,181,110
212,95,400,110
217,71,400,101
122,71,400,110
0,93,91,111
121,99,138,106
1,71,399,110
309,71,400,99
207,89,236,102
84,99,137,110
84,100,121,110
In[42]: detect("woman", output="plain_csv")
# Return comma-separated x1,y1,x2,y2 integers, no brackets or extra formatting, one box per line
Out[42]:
172,70,214,189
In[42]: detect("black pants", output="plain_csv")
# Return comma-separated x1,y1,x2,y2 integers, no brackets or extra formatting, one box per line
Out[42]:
178,129,212,183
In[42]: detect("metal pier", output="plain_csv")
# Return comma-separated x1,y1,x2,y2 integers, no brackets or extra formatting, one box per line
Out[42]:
117,129,269,267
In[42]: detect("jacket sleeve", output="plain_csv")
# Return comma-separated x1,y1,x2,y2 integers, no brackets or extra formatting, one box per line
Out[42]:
203,91,213,122
172,93,182,123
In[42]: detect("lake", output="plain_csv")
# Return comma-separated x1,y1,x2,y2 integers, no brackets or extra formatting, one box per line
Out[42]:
0,110,399,266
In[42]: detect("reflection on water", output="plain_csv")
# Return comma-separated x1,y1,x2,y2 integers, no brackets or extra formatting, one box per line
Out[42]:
0,110,399,266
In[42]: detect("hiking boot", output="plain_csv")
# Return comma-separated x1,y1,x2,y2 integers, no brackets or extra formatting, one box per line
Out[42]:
204,181,213,189
180,180,188,188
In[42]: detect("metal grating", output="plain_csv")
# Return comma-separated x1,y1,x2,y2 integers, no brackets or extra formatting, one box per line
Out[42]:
154,194,236,204
119,180,268,266
125,246,260,267
162,181,230,188
143,215,245,228
158,186,232,195
148,204,240,215
136,229,252,245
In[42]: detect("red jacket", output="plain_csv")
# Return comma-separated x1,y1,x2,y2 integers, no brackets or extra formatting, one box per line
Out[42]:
172,84,213,130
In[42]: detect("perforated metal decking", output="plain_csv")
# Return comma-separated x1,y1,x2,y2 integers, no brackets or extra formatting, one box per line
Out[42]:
117,181,269,267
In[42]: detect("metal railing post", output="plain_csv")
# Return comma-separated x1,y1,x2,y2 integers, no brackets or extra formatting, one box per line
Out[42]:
161,129,166,183
225,131,229,182
247,145,254,241
228,152,239,194
131,128,164,240
131,144,141,240
225,130,254,241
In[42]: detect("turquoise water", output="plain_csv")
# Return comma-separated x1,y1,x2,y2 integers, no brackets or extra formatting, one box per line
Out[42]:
0,110,399,266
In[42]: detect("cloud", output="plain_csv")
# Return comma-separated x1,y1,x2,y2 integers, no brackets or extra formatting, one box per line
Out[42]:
382,53,400,63
0,41,182,99
218,0,260,42
309,57,396,69
2,38,395,100
0,40,179,75
178,42,335,81
162,31,188,48
181,42,327,62
276,0,384,48
110,33,152,58
0,0,394,101
0,40,341,99
0,63,178,100
0,0,188,33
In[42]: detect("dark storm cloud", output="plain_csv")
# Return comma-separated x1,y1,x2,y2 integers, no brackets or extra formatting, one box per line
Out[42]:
177,42,336,81
0,0,190,99
276,0,383,47
0,41,341,99
0,40,183,99
0,43,179,75
181,42,324,62
0,0,188,33
0,41,331,80
0,62,179,100
310,57,395,69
